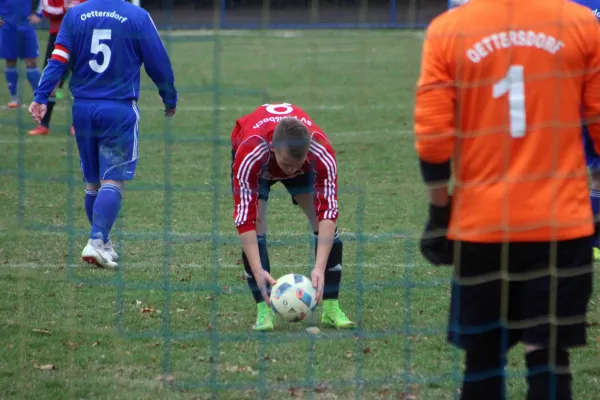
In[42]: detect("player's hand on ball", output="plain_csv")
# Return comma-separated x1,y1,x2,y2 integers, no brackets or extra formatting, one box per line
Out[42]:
164,107,176,117
311,268,325,305
255,269,277,304
420,202,453,266
28,102,47,124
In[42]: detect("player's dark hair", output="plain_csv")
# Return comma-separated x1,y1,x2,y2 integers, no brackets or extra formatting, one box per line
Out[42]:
272,118,311,160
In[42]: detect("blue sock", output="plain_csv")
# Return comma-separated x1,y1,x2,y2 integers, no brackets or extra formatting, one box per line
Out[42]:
5,67,18,97
591,189,600,248
90,184,122,243
84,190,98,226
26,67,41,92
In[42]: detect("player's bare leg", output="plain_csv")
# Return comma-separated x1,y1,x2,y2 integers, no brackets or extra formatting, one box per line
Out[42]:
590,172,600,261
81,180,122,268
294,193,355,329
242,199,275,331
5,60,18,107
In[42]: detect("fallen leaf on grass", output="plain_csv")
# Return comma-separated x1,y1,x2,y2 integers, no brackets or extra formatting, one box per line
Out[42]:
397,393,418,400
135,300,142,306
141,306,160,314
363,347,372,354
63,341,78,350
91,340,100,348
346,351,353,358
155,374,175,383
32,329,51,335
314,383,328,393
223,364,256,374
34,364,56,370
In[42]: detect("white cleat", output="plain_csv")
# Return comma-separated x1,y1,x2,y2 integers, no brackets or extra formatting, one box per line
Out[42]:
104,239,119,262
81,239,118,268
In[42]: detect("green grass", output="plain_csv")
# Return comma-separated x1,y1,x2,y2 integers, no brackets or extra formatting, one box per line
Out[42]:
0,29,599,399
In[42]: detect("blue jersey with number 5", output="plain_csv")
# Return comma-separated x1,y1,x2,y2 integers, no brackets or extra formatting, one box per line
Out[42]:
35,0,176,108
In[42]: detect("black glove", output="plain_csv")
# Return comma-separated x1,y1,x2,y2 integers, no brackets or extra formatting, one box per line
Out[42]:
420,201,453,266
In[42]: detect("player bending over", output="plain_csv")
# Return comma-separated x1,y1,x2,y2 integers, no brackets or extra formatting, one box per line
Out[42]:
231,103,355,331
0,0,43,108
415,0,599,399
29,0,85,136
572,0,600,261
29,0,177,267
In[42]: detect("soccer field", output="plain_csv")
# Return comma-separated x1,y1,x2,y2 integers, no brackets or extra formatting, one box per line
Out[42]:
0,29,598,399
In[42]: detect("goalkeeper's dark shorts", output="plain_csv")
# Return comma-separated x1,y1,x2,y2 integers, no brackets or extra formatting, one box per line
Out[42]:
447,237,594,351
230,148,314,204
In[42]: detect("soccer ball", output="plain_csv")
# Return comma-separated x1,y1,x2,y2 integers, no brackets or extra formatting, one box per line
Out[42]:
270,273,318,322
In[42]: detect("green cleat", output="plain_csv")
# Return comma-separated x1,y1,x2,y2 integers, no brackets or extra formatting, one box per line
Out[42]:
253,301,275,331
594,248,600,263
55,88,64,100
321,299,356,329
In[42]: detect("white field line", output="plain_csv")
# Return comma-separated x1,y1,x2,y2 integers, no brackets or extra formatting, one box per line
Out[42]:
1,261,425,270
0,103,406,113
164,30,305,38
163,30,425,39
0,129,412,144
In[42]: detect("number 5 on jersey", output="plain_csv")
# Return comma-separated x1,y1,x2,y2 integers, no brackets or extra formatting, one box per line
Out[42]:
493,65,525,138
90,29,111,73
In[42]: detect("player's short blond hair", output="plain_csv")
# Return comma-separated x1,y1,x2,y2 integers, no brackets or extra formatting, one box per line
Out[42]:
272,117,311,161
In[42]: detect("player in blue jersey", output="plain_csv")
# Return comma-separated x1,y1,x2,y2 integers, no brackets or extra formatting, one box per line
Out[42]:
571,0,600,260
0,0,43,108
29,0,177,268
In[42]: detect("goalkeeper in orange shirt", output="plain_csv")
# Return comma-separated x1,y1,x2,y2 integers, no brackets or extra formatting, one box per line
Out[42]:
414,0,599,399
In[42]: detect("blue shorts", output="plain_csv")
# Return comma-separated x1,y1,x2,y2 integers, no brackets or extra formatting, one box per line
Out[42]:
583,126,600,172
73,99,140,183
0,24,39,60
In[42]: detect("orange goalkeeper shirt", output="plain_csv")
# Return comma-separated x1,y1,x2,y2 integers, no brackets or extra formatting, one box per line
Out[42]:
415,0,600,243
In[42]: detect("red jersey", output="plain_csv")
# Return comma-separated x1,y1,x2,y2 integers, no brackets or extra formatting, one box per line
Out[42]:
231,103,339,234
43,0,85,34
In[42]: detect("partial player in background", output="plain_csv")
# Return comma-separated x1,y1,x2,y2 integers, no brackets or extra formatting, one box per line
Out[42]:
0,0,43,108
415,0,599,399
29,0,177,268
571,0,600,261
231,103,355,331
28,0,85,136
